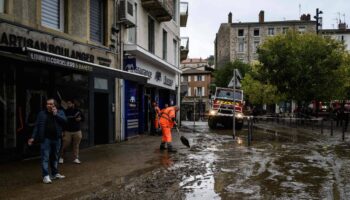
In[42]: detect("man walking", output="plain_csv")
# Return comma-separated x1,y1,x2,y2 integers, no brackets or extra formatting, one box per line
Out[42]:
28,98,67,184
60,99,84,164
159,105,179,152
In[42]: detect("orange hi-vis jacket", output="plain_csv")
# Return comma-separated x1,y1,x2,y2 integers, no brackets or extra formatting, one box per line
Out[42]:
159,106,176,128
159,106,176,143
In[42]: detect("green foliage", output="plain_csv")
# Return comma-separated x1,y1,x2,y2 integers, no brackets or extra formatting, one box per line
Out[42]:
207,55,214,66
242,73,284,105
213,60,251,87
257,31,347,102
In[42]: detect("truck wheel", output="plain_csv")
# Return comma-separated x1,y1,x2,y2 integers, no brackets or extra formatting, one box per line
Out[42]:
208,118,217,129
236,122,243,130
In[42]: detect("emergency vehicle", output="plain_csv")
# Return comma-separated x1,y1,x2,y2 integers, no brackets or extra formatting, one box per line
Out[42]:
208,87,244,129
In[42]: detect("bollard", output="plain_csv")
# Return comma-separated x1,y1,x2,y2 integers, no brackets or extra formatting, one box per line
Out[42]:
331,118,334,136
343,119,346,141
247,117,251,146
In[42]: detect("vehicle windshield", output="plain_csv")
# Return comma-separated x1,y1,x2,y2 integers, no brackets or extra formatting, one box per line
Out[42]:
216,89,243,101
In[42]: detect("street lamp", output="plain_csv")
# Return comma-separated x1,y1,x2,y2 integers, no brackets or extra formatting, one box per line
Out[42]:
314,8,323,34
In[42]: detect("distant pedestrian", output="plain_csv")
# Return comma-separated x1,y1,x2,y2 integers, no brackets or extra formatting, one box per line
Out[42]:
28,98,67,184
59,99,84,164
159,106,180,152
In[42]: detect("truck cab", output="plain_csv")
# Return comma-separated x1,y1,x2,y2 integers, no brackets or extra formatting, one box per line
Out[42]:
208,87,244,129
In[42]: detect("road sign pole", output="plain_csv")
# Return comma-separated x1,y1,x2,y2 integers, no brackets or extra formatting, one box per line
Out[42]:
233,69,236,139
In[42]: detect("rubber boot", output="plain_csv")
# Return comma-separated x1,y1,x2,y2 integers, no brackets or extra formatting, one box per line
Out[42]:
160,142,166,151
167,143,177,153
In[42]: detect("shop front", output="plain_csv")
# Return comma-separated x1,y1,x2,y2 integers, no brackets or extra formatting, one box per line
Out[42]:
123,56,178,138
0,21,147,161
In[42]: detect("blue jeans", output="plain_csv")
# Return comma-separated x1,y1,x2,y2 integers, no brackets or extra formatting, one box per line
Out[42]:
40,138,61,177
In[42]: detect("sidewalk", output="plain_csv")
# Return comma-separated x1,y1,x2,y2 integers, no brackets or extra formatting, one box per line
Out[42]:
0,134,176,200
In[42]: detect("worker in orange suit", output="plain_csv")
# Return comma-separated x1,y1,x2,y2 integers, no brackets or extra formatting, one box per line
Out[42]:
159,105,179,152
154,102,161,135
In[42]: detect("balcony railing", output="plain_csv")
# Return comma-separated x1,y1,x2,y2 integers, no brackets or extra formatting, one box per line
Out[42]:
141,0,173,22
180,37,189,61
180,2,188,27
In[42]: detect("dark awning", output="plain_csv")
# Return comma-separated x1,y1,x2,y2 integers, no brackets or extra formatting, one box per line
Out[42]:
0,46,149,84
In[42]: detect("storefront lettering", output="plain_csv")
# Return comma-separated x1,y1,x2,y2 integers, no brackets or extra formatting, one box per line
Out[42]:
29,52,93,72
163,76,173,86
155,71,162,81
134,67,152,78
0,32,100,63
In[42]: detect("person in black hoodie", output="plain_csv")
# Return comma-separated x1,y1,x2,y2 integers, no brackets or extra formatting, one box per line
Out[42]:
59,99,84,164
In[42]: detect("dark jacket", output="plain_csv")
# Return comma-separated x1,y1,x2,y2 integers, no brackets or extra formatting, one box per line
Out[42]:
64,108,84,132
32,110,67,142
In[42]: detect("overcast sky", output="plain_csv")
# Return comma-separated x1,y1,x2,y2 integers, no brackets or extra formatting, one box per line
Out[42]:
180,0,350,59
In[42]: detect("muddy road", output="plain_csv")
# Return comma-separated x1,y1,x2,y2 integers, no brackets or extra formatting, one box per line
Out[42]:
87,122,350,200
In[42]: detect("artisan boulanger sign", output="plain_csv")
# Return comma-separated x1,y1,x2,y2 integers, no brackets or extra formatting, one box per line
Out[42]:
28,51,93,72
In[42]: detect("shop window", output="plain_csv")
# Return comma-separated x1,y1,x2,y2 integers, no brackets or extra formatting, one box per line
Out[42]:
94,77,108,90
90,0,105,44
148,16,155,53
163,29,167,60
41,0,65,31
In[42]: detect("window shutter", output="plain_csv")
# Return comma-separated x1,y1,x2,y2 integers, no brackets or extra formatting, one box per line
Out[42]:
90,0,104,43
188,76,191,82
202,75,205,81
202,87,205,96
42,0,61,30
194,76,197,81
188,87,191,96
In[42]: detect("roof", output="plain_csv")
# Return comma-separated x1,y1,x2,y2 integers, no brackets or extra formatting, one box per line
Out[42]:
221,20,316,27
182,69,212,75
181,58,208,64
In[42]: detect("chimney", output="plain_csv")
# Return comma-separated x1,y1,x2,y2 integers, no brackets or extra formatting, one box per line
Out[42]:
228,12,232,23
259,10,265,23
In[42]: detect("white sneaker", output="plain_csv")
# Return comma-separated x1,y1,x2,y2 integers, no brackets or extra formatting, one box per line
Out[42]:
52,173,65,180
59,158,64,164
73,158,81,164
43,175,52,184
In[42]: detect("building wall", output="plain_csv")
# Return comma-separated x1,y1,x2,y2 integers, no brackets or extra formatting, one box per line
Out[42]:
324,33,350,51
215,17,316,67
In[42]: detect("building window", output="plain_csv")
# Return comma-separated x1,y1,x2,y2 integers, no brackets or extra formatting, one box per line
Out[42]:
183,75,188,82
148,16,155,53
41,0,65,31
162,30,167,60
127,3,137,44
173,39,178,67
254,41,260,53
90,0,105,43
196,87,203,96
268,27,275,35
197,75,202,81
238,29,244,37
298,26,305,34
238,42,244,52
254,29,260,36
282,27,289,34
0,0,5,13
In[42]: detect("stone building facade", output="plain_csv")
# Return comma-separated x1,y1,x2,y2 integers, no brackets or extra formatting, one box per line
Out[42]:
215,11,316,68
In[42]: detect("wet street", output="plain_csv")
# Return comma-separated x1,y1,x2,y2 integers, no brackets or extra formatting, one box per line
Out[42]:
1,121,350,199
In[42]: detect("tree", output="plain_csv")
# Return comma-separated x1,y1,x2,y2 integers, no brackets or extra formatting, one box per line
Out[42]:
213,60,251,87
207,55,214,66
257,31,347,105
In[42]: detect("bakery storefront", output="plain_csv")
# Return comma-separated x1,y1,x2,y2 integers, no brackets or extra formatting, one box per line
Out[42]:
0,22,147,160
123,55,179,138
